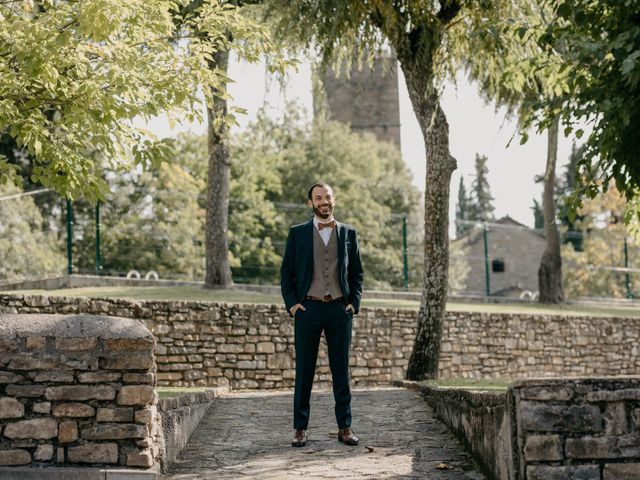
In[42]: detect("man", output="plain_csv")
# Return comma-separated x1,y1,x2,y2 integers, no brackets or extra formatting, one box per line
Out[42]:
280,182,364,448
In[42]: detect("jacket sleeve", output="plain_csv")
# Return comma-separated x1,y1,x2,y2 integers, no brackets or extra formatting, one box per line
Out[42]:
280,227,298,317
347,229,364,314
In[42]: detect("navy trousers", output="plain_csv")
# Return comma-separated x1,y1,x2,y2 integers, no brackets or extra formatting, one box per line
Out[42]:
293,298,353,430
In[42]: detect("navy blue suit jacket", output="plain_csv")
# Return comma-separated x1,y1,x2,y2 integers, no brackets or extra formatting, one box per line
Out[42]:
280,220,364,316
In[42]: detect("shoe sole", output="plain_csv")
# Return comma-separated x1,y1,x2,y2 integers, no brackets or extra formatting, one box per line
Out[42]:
337,436,358,446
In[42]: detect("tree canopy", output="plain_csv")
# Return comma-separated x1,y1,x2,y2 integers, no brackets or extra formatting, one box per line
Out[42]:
0,184,65,282
539,1,640,204
224,105,424,289
563,183,640,299
489,1,640,211
0,0,282,199
49,104,422,288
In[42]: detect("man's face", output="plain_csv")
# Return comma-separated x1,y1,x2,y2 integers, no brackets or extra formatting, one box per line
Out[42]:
307,186,335,220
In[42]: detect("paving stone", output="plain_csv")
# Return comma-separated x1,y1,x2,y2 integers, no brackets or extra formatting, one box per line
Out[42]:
604,463,640,479
127,450,154,467
45,385,115,401
58,420,79,443
8,354,61,370
134,406,156,425
117,385,155,406
81,423,148,440
566,434,640,459
52,402,96,417
604,402,628,435
4,418,58,439
34,444,55,461
520,402,602,433
0,449,31,466
527,465,600,480
32,371,75,383
5,384,45,397
32,401,51,414
55,337,97,351
167,388,486,480
106,338,154,351
587,389,640,402
122,373,154,384
78,372,122,383
519,386,573,401
100,353,154,370
524,434,563,461
97,407,134,422
0,371,24,383
67,442,118,464
0,397,25,419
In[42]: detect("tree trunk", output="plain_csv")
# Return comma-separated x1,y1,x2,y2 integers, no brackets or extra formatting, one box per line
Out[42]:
538,116,564,303
400,63,457,380
204,49,233,289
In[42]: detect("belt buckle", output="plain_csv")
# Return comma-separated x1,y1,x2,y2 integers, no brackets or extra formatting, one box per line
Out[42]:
322,295,332,303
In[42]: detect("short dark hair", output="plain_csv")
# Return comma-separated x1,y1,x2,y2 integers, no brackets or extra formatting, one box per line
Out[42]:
307,182,333,200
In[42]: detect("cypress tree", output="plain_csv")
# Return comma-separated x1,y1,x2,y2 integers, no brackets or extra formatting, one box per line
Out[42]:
455,177,472,237
469,154,495,222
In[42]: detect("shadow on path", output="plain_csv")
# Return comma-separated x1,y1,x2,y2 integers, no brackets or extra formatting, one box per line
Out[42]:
166,387,486,479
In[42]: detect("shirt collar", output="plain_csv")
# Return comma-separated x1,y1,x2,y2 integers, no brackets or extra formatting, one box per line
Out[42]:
313,216,335,228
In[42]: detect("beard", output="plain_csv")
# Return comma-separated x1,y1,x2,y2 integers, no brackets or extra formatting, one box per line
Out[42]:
313,204,333,220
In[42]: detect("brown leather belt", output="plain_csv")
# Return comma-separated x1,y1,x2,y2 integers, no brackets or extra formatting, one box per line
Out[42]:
305,295,344,303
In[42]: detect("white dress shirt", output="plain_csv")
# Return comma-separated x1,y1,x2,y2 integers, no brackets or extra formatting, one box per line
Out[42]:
313,216,335,246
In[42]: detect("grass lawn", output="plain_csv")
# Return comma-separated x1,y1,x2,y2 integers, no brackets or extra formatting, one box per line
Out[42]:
3,285,640,317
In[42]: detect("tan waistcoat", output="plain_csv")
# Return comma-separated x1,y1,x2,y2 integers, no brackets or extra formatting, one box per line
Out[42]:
306,227,342,299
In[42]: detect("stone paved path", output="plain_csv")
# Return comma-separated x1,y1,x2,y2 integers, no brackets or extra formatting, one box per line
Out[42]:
166,387,486,479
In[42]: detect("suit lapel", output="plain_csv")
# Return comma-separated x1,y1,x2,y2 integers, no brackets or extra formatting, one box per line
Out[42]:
304,220,314,261
336,222,346,269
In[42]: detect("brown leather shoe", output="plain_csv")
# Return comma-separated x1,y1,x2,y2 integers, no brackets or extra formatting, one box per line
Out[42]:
338,427,359,446
291,428,308,447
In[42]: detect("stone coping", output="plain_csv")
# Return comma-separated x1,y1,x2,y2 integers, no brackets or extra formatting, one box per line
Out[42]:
158,387,229,411
394,379,507,406
510,376,640,388
0,467,158,479
5,292,640,321
0,313,153,340
395,380,508,479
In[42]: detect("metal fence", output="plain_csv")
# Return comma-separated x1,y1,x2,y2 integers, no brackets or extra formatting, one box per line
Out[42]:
2,187,640,300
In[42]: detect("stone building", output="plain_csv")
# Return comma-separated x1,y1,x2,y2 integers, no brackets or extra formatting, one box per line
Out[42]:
453,216,546,296
321,57,401,147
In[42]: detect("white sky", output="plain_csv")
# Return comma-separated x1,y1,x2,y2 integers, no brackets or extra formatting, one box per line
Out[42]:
147,55,578,231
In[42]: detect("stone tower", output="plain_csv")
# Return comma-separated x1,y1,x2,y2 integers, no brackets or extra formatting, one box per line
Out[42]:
321,57,401,147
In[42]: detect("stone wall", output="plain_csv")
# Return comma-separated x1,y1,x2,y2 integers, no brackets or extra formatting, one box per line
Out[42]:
2,294,640,389
512,378,640,480
0,314,159,471
158,387,227,471
402,378,640,480
398,380,511,479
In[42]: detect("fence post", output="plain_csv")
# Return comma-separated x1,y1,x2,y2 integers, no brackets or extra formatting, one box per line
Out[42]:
624,236,632,299
402,215,409,290
66,199,73,275
95,201,101,276
483,222,491,297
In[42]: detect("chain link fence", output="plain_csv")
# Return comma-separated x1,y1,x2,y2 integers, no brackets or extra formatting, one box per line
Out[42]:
2,187,640,300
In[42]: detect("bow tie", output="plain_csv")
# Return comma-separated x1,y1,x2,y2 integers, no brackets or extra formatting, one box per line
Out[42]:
318,221,336,231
